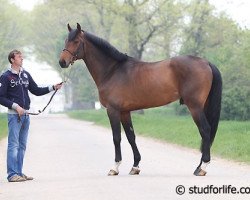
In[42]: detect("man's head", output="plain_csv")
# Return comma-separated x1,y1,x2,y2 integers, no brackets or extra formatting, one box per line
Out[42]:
8,50,23,66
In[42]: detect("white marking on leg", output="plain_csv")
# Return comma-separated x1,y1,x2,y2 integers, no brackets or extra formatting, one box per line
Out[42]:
111,161,121,173
132,166,139,170
201,161,210,171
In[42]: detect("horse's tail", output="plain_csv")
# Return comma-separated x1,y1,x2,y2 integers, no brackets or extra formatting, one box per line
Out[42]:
205,62,222,146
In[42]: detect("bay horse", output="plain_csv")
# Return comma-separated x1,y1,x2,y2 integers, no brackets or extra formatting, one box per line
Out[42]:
59,23,222,176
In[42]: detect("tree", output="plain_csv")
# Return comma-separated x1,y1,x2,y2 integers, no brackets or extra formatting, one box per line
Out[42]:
30,0,100,109
0,0,27,72
29,0,250,119
30,0,183,109
179,0,250,120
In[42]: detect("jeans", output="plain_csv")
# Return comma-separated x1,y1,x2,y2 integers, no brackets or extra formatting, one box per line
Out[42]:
7,114,30,180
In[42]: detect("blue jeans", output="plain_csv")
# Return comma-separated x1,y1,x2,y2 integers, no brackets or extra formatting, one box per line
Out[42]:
7,114,30,180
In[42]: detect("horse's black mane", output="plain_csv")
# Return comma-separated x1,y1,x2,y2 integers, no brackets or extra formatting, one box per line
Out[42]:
68,29,128,62
85,32,128,62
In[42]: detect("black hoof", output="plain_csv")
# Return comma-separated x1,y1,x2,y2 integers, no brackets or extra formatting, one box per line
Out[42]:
129,167,140,175
193,167,207,176
108,169,119,176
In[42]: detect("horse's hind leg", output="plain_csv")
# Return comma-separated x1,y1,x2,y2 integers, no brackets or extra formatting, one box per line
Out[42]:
121,112,141,175
188,106,211,176
107,108,122,176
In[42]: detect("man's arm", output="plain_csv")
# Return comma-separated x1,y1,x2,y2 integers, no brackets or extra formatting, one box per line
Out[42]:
0,75,14,109
27,72,52,96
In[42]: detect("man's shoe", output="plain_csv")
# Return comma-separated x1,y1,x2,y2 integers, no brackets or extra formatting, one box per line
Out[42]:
22,174,34,181
8,175,26,182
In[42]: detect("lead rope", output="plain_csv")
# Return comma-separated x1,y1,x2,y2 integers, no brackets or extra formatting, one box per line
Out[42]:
27,65,74,116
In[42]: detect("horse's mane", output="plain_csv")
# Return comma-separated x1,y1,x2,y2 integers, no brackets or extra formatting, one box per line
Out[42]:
85,32,128,62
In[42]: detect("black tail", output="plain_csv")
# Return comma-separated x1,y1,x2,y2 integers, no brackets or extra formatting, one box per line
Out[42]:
205,63,222,146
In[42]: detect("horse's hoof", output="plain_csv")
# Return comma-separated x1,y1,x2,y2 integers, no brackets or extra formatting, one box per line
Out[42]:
129,167,140,175
193,167,207,176
108,169,119,176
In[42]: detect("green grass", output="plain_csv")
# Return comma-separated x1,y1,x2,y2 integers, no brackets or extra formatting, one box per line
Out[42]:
0,113,7,140
67,107,250,163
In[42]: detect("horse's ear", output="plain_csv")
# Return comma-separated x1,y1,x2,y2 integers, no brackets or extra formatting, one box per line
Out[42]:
67,23,72,32
77,23,81,32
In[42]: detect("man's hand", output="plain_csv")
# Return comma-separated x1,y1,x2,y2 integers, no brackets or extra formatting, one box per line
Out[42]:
53,82,63,90
16,105,25,116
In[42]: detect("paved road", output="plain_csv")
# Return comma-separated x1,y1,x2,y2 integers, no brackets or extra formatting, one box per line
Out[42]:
0,114,250,200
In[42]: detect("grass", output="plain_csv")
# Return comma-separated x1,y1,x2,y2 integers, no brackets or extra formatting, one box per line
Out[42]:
0,113,7,140
67,107,250,163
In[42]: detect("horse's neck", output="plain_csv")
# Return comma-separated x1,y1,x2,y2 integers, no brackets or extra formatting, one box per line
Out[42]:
83,45,117,87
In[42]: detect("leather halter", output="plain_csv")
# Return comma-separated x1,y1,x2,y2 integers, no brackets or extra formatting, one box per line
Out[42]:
62,48,78,65
62,34,84,65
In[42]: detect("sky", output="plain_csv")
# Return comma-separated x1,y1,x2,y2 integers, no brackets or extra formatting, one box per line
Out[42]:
10,0,42,10
210,0,250,28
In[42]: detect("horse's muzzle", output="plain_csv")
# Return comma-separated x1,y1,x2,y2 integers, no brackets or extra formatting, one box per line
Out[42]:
59,59,68,68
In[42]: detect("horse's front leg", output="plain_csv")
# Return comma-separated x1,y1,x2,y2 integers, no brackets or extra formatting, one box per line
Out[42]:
121,112,141,175
107,107,122,176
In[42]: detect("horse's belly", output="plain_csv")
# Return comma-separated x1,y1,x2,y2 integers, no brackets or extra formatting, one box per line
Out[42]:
104,85,180,111
131,89,179,109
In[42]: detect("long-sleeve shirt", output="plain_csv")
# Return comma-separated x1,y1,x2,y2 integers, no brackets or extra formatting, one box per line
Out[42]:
0,67,53,112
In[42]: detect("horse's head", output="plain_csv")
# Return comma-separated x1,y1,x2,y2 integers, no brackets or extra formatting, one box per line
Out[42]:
59,23,84,68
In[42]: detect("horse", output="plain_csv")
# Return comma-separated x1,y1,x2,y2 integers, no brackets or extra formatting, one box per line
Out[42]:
59,23,222,176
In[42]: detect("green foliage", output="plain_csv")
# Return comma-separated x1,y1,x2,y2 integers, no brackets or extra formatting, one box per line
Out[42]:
29,0,184,107
221,86,250,121
0,0,28,71
65,63,98,108
1,0,249,120
179,0,250,120
67,108,250,163
0,113,7,140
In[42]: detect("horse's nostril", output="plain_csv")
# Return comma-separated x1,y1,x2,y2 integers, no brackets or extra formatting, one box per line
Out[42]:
59,60,66,68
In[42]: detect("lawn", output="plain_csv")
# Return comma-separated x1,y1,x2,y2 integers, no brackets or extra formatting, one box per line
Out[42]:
0,113,7,140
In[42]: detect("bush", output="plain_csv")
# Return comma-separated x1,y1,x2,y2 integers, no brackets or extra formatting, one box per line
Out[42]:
221,86,250,120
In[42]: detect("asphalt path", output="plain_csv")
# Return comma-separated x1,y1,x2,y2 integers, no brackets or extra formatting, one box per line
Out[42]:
0,114,250,200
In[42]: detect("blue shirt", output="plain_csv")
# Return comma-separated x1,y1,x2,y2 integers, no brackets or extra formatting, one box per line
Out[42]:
0,67,52,110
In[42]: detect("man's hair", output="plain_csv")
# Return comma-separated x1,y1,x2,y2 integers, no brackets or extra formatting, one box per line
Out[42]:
8,49,22,64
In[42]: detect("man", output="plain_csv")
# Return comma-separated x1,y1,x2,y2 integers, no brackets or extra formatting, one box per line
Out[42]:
0,49,62,182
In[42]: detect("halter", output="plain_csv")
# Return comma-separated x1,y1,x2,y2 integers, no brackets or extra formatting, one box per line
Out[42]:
62,48,78,65
62,35,84,65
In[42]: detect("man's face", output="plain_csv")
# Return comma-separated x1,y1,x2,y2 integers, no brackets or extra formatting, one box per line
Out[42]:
12,53,23,67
